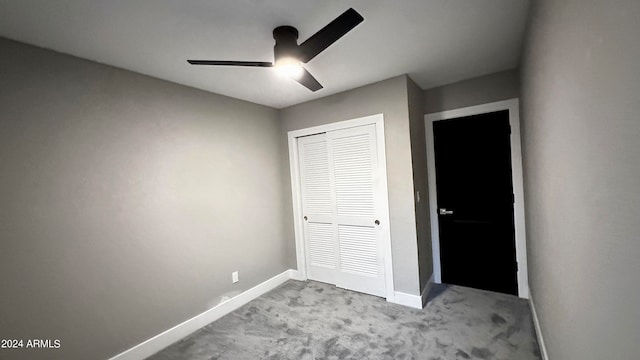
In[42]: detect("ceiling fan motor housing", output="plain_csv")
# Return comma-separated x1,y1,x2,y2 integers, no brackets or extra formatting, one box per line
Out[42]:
273,26,300,62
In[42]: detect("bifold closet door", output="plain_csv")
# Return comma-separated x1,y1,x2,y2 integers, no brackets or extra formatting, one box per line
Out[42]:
298,124,386,297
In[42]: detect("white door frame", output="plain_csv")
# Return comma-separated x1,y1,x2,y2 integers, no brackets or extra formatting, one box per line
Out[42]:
424,99,529,299
288,114,395,302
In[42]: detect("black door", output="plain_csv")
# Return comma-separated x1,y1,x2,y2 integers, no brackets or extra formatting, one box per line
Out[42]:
433,110,517,295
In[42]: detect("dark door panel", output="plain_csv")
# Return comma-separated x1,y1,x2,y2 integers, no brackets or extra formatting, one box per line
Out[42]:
434,110,517,295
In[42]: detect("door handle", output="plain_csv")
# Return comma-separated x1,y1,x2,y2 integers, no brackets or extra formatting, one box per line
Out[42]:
303,216,308,221
439,208,454,215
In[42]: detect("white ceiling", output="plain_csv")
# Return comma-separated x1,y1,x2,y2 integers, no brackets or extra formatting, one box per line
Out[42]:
0,0,530,109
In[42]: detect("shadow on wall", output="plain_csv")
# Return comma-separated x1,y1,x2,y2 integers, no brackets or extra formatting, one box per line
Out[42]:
423,69,520,114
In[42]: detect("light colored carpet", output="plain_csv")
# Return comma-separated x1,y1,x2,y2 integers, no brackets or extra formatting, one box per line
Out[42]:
148,280,541,360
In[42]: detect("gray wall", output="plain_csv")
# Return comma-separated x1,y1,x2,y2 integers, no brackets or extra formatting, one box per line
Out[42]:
423,69,519,114
0,38,290,360
407,77,432,292
520,1,640,359
280,75,421,296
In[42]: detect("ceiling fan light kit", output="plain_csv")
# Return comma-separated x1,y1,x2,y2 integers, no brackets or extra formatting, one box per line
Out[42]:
273,26,303,79
187,8,364,92
274,57,304,79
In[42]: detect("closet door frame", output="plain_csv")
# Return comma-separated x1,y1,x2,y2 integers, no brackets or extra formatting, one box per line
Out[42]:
288,114,395,302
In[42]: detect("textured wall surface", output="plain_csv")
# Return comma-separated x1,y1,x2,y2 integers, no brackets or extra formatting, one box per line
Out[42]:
280,75,421,296
520,1,640,358
0,38,289,360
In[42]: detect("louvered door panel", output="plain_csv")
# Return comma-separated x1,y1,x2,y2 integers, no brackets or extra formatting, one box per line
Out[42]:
332,132,376,218
298,134,338,285
300,138,332,216
328,124,385,297
307,222,336,268
338,225,378,277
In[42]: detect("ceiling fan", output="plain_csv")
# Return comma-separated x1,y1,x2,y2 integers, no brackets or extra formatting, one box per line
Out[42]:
187,8,364,92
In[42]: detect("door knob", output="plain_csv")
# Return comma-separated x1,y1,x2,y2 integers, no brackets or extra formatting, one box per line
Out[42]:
439,208,454,215
303,216,308,221
374,219,380,225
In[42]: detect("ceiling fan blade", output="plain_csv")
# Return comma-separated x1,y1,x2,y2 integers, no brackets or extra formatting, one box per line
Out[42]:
298,8,364,63
187,60,273,67
296,68,323,92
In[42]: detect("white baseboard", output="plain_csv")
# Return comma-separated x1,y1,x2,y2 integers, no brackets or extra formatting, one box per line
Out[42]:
288,269,305,281
529,289,549,360
392,274,435,309
392,291,423,309
421,275,435,307
109,269,297,360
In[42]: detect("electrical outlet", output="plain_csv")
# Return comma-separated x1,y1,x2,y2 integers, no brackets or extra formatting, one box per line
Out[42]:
232,271,239,283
